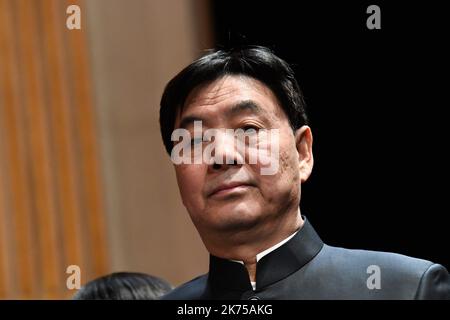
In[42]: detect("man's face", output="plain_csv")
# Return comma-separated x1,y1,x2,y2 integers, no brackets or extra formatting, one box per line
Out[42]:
173,75,312,236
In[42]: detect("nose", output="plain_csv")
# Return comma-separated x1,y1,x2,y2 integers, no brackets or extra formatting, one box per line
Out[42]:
207,130,244,171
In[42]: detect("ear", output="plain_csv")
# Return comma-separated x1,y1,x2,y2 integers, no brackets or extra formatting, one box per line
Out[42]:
294,126,314,183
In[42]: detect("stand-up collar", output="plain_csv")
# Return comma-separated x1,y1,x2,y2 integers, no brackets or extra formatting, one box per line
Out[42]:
208,217,324,291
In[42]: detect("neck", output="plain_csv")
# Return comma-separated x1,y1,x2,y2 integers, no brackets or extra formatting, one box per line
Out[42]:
204,209,304,282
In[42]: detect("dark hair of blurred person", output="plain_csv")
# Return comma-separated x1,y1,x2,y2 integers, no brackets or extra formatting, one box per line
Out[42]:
73,272,173,300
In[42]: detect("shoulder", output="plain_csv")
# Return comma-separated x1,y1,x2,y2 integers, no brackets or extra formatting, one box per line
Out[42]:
161,274,210,300
320,244,433,273
308,244,449,299
414,263,450,299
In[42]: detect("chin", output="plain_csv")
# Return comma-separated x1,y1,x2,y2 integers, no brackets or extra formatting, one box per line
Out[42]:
208,205,263,232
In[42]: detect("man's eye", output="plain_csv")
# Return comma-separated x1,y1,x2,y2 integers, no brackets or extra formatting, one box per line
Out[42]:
190,138,203,146
241,125,259,131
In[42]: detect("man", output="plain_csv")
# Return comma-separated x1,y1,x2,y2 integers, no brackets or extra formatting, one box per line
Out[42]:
159,46,450,299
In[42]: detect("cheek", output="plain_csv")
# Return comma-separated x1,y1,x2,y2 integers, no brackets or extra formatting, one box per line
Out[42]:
175,165,206,207
261,151,299,187
256,138,301,200
278,131,300,180
279,148,300,180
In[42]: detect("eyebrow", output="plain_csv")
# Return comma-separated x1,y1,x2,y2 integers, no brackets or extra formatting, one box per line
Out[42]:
178,115,204,129
177,100,264,129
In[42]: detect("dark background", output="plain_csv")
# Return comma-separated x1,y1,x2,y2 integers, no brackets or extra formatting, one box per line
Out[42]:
211,1,449,268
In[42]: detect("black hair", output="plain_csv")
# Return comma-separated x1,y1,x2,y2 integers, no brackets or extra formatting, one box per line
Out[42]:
159,45,308,154
72,272,173,300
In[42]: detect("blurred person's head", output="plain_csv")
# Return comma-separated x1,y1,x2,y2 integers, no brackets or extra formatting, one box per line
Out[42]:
159,46,313,261
73,272,173,300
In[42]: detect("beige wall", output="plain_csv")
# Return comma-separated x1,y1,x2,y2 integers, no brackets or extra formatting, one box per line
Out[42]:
85,0,211,286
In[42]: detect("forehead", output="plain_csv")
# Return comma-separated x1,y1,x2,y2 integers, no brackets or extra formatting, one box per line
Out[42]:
177,75,285,124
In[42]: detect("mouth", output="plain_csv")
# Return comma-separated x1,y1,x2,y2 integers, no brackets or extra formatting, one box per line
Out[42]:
208,182,254,198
